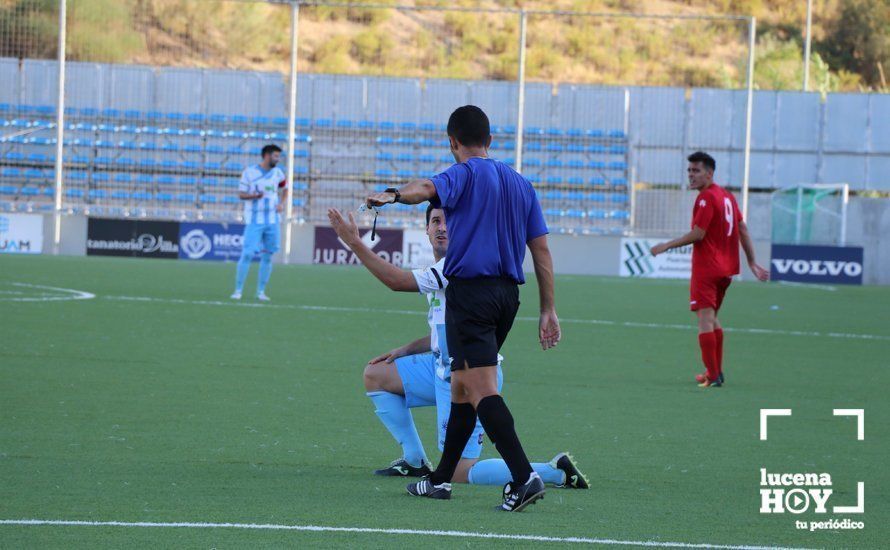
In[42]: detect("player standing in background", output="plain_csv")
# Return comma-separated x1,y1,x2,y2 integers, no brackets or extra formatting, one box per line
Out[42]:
366,105,561,512
326,204,588,489
650,151,769,388
231,144,286,302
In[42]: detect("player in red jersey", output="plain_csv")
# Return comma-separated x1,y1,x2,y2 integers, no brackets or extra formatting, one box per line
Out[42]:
650,151,769,388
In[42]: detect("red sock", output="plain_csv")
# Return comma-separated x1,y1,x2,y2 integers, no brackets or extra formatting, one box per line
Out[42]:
714,328,724,376
698,332,719,382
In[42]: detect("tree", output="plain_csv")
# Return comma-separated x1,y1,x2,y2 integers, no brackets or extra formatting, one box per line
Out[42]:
819,0,889,88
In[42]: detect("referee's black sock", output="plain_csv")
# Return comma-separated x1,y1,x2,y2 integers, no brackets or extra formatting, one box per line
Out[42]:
429,402,477,486
476,394,534,484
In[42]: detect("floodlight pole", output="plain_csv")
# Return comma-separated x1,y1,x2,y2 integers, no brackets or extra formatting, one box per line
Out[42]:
283,0,300,264
52,0,67,255
514,9,527,173
802,0,812,91
741,16,756,221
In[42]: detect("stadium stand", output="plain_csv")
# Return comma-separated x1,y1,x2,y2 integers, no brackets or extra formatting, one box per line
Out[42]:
0,103,630,233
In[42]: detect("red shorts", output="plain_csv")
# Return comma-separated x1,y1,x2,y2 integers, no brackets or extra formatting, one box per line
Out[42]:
690,276,732,311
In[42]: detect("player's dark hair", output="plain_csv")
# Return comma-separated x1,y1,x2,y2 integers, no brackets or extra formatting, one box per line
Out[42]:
688,151,716,172
425,203,440,226
446,105,490,148
261,144,282,157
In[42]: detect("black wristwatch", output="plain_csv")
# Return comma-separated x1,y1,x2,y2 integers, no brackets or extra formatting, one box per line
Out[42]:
384,187,401,204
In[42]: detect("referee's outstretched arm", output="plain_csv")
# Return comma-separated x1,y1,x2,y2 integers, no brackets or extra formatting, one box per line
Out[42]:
529,234,561,350
366,179,437,208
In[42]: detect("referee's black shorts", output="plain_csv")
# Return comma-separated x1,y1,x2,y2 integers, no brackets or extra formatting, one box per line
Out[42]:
445,277,520,371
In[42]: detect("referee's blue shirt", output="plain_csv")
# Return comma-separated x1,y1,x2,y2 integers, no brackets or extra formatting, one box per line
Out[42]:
430,157,548,284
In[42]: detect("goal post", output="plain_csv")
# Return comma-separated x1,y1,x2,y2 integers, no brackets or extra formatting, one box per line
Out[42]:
771,183,850,246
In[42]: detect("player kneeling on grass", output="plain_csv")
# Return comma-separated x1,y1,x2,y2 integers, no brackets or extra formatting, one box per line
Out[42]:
650,151,769,388
327,205,588,490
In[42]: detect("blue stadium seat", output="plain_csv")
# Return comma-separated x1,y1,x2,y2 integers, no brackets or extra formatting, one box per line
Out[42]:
419,122,437,132
24,169,45,180
176,193,193,203
567,177,584,185
65,188,84,199
565,209,585,219
18,186,38,196
396,153,413,162
67,171,87,182
501,125,516,134
188,113,205,124
587,145,606,153
223,161,244,171
588,161,606,169
183,144,201,153
222,196,239,205
231,115,249,125
160,143,179,152
199,194,218,204
566,160,584,169
294,149,309,158
179,176,198,186
114,173,132,183
132,191,152,201
399,122,416,132
201,177,219,187
544,208,562,217
588,193,607,203
547,128,564,137
1,168,20,178
79,108,99,117
145,111,163,121
157,192,173,202
156,175,175,186
30,137,54,145
609,145,627,154
544,191,563,200
608,161,627,170
252,116,270,125
292,198,305,207
377,152,394,161
566,144,585,153
269,132,287,140
545,159,563,168
357,120,374,130
566,128,583,137
376,136,394,145
138,142,157,151
117,125,139,134
4,152,24,161
209,114,228,124
166,112,185,122
610,193,628,204
294,166,308,175
610,210,629,220
137,174,154,185
0,185,17,195
397,169,414,178
225,146,243,154
526,175,541,184
378,121,395,131
203,161,221,170
375,169,394,178
272,117,288,126
101,108,121,118
525,142,542,152
418,154,436,164
612,178,628,186
90,189,107,200
116,157,135,166
526,127,544,136
524,158,542,168
206,145,224,154
138,159,156,169
181,160,200,170
546,176,563,184
314,118,332,128
608,130,626,138
124,110,141,119
395,137,414,146
335,120,353,129
93,173,110,183
586,129,605,137
588,209,607,219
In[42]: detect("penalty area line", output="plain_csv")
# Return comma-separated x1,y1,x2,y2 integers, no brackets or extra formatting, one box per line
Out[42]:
101,294,890,342
0,519,813,549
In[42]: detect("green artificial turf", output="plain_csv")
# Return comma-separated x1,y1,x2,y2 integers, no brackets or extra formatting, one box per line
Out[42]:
1,255,887,548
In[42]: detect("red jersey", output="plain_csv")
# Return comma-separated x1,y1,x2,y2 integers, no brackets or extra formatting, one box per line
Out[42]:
691,183,742,278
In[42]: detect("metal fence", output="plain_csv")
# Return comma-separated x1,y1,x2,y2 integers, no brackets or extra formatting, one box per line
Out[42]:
0,0,757,254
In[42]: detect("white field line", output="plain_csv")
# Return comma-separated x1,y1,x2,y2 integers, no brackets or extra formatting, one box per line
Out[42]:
0,519,814,549
102,294,890,342
1,283,95,302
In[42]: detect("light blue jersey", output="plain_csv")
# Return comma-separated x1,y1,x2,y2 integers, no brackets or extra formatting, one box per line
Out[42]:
239,164,285,225
411,258,449,380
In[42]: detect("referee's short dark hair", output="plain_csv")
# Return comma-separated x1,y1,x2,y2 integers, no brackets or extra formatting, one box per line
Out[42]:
261,144,282,157
687,151,716,172
447,105,490,147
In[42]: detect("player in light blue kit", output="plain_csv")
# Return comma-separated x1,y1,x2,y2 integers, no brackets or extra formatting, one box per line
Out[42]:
327,205,589,489
231,144,286,302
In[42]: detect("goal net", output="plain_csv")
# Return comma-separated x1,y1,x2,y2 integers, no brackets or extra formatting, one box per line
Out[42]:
771,184,849,246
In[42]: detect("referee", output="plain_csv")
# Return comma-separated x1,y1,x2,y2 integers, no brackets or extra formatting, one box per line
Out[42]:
365,105,560,512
